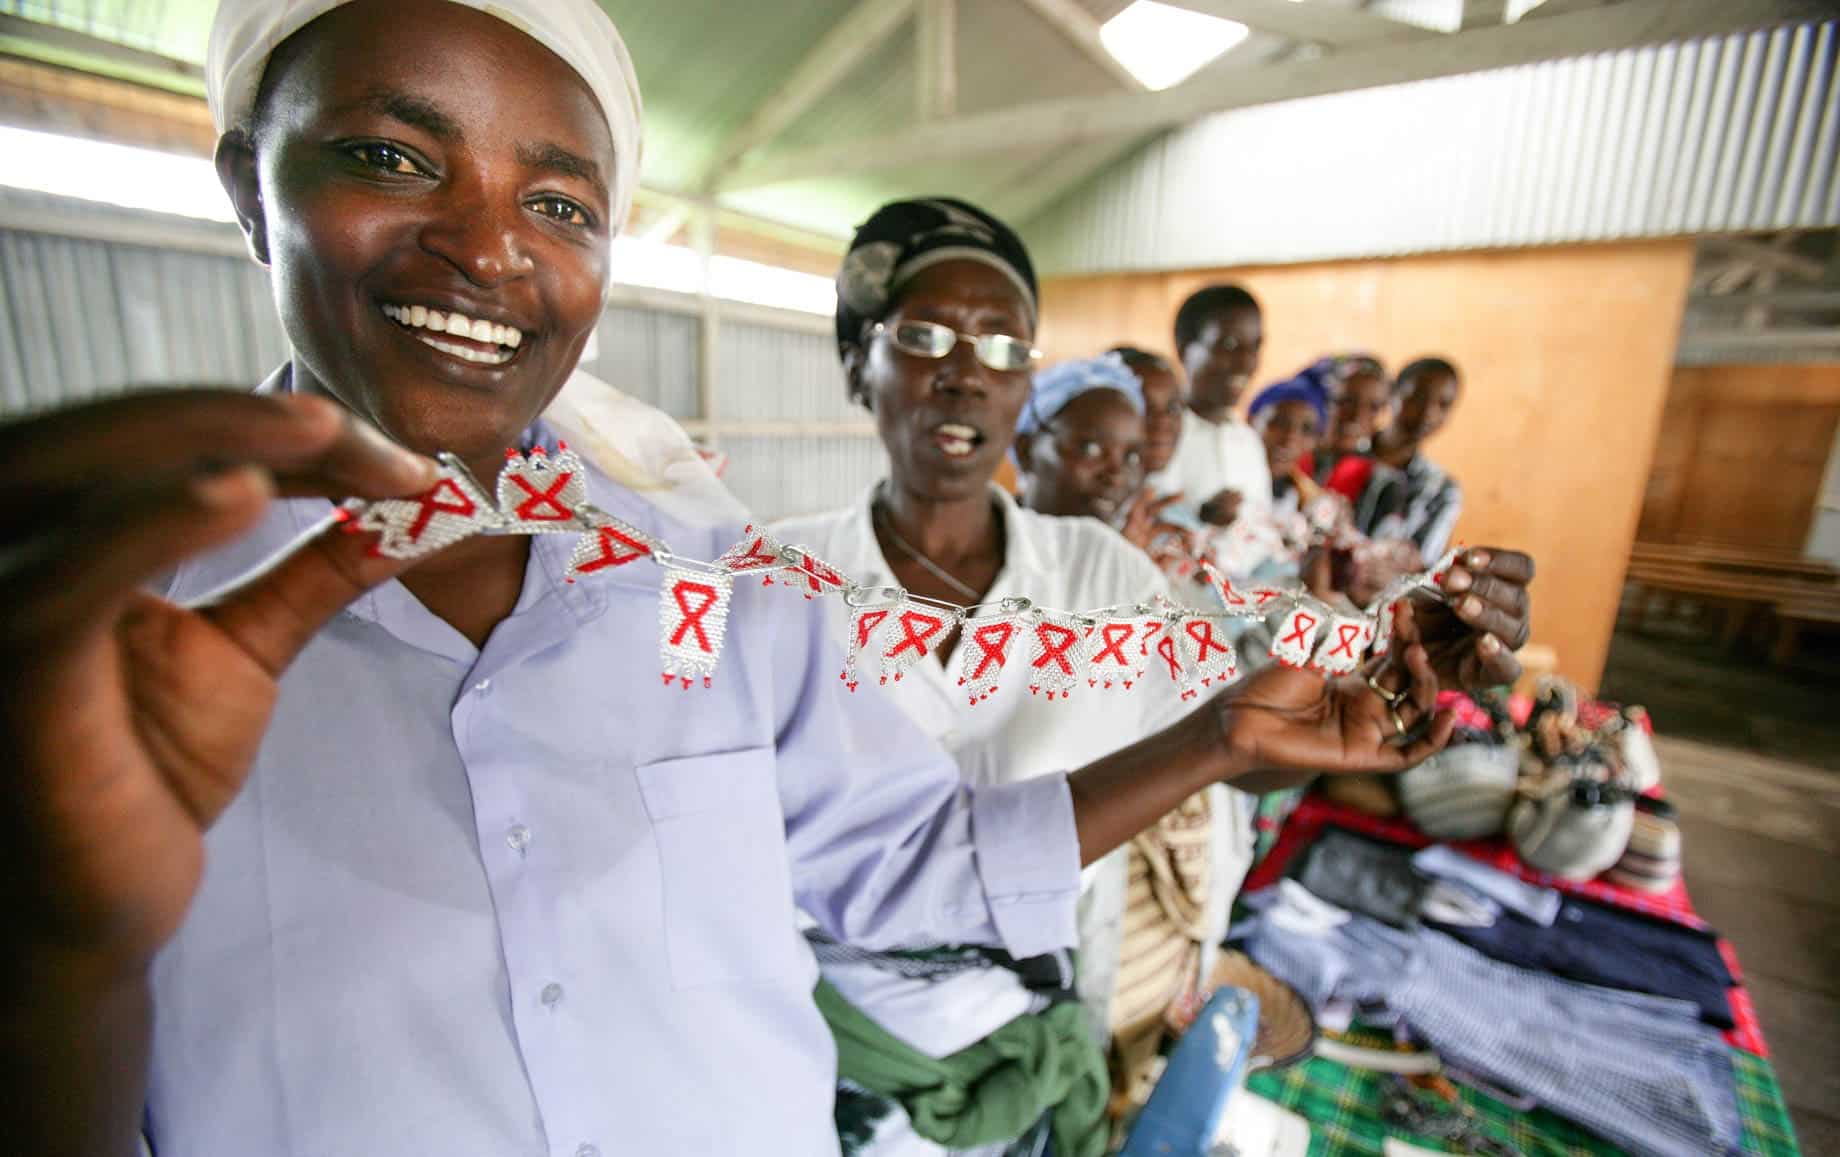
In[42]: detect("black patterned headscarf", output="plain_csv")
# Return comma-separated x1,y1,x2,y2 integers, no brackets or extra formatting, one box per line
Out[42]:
833,197,1039,356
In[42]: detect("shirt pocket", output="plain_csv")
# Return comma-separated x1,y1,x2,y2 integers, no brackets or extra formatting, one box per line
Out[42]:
635,746,806,990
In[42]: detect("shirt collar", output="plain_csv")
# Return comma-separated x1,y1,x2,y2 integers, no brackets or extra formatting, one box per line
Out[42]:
845,480,1044,594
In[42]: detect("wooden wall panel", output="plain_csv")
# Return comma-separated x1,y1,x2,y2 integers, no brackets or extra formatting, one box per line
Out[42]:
1639,364,1840,550
1037,240,1698,691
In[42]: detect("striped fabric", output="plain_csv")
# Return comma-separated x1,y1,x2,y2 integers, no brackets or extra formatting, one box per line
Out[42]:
1107,792,1214,1108
1607,803,1683,893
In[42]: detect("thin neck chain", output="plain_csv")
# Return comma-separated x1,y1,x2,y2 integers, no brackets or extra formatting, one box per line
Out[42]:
872,490,987,603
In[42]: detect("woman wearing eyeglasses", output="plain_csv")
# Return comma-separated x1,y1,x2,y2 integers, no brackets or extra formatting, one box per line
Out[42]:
772,199,1258,1155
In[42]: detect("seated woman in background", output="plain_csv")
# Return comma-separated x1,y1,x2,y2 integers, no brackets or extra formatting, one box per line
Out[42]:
772,201,1254,1155
1372,356,1466,559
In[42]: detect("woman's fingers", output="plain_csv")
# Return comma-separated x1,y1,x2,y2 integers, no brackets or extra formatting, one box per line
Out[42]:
0,469,277,645
199,509,422,677
1466,548,1535,586
0,391,437,510
1462,632,1524,688
1399,641,1440,718
1449,593,1529,648
1387,708,1456,767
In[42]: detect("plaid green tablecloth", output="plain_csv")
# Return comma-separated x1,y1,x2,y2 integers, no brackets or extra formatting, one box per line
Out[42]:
1245,1048,1800,1156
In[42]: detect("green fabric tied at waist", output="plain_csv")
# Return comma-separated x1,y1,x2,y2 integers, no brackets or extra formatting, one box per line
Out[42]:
814,977,1110,1157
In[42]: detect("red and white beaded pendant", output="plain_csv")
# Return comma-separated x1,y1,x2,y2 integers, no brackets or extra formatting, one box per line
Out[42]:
349,461,501,560
1086,611,1158,691
497,444,587,533
1177,615,1238,697
958,609,1025,705
1025,610,1092,700
878,600,957,685
658,564,733,689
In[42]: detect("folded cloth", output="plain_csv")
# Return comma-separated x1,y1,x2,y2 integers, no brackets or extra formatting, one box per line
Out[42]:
1291,827,1428,928
815,979,1110,1157
1234,886,1743,1157
1412,844,1561,926
1427,892,1735,1028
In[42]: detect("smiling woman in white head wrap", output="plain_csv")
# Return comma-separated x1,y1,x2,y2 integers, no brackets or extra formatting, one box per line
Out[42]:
0,4,1535,1155
207,0,740,521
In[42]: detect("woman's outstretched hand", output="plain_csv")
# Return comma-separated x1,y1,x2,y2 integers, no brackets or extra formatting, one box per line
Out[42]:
1413,547,1535,690
0,390,437,970
1211,599,1455,794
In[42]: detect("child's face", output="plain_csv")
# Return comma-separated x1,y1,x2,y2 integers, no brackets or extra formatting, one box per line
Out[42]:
1181,305,1262,413
1019,389,1147,522
1136,363,1185,473
1260,399,1321,478
1330,371,1392,452
1397,370,1462,441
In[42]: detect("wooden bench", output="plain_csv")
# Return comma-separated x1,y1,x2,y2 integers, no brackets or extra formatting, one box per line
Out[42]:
1630,542,1839,583
1771,590,1840,665
1623,545,1840,661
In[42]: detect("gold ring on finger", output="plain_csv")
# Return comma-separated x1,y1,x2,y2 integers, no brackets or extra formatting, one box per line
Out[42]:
1366,673,1403,706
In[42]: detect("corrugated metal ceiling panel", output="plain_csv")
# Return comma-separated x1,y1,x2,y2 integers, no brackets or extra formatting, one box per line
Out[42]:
1021,19,1840,274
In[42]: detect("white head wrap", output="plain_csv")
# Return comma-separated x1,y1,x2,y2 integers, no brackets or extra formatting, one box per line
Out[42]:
207,0,644,233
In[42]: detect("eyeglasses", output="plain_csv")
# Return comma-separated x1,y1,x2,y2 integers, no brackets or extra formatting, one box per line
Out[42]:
873,321,1041,373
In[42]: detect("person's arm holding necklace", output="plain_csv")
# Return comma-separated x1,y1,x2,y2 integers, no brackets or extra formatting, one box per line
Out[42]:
0,392,442,1157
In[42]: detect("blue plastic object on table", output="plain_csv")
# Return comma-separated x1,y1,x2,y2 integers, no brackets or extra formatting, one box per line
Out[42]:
1119,986,1260,1156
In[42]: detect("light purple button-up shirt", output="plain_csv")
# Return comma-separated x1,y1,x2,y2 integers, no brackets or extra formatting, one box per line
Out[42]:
144,435,1081,1157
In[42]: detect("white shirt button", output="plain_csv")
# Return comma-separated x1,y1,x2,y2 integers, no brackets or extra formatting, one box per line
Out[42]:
473,678,492,694
576,1145,600,1157
540,982,564,1008
506,825,531,855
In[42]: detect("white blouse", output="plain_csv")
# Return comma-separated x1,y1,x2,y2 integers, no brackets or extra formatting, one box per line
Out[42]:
1150,409,1274,529
771,485,1254,1055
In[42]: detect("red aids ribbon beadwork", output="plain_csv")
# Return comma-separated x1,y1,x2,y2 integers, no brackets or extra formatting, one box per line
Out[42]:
1246,587,1288,612
353,471,501,560
1155,630,1186,687
880,604,954,684
782,550,848,600
1270,604,1327,667
343,444,1463,693
658,565,733,688
1027,611,1091,699
1179,616,1237,696
496,445,587,532
840,604,893,691
1088,614,1158,690
957,615,1022,704
1316,614,1370,675
715,526,787,583
1200,562,1251,612
565,512,659,582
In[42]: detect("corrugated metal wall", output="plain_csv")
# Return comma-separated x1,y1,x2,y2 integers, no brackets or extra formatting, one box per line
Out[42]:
0,192,882,521
1022,20,1840,275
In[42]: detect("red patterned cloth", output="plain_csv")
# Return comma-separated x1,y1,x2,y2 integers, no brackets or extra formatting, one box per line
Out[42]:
1243,792,1771,1057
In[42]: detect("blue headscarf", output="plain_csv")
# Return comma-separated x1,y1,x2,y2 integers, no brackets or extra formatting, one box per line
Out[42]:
1016,353,1145,438
1248,363,1331,429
